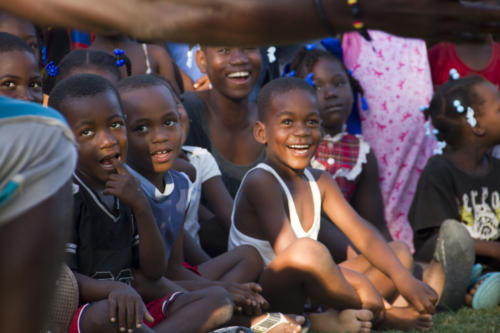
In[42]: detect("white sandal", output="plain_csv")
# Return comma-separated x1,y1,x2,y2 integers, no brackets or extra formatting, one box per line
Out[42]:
251,313,309,333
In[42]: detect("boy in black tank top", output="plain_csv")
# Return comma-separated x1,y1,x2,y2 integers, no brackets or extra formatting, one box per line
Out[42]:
50,74,234,333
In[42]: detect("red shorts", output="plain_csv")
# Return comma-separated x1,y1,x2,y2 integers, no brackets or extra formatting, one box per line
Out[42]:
69,292,183,332
182,261,201,276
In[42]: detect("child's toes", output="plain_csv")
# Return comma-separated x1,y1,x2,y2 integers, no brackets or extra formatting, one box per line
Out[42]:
356,309,374,322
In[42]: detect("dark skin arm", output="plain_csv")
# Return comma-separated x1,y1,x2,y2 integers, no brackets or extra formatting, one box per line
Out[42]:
166,219,267,315
474,240,500,260
317,169,438,314
183,231,211,265
2,0,500,44
103,158,167,280
202,175,234,231
238,170,362,309
75,272,154,331
350,150,392,241
0,181,72,333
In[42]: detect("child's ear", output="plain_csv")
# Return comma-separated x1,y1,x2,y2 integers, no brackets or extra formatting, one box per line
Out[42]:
196,49,207,74
472,123,486,136
471,116,486,136
254,121,267,145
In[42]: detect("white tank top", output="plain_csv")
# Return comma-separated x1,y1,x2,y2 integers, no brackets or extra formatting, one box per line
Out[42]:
142,43,153,74
228,163,322,266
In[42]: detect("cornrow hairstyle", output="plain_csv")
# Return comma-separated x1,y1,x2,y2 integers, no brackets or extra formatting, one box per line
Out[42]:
49,73,122,117
0,31,35,55
424,74,487,146
257,77,318,121
43,49,123,94
289,46,364,96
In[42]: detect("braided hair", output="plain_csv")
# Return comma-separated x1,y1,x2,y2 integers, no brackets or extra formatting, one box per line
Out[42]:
423,74,487,146
43,49,125,94
289,46,364,97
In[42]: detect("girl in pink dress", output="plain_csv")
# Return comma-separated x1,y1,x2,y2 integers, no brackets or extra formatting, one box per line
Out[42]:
342,31,437,250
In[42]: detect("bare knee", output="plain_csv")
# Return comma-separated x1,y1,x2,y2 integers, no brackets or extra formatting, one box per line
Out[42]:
389,241,413,271
287,238,333,270
233,245,263,269
200,286,234,326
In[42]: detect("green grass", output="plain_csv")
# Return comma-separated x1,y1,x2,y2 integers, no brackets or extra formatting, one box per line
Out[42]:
310,306,500,332
381,306,500,333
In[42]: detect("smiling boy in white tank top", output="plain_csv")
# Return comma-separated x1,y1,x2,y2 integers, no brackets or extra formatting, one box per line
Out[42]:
229,77,440,332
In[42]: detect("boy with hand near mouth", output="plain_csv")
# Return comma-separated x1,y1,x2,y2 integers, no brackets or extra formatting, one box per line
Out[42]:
50,73,234,333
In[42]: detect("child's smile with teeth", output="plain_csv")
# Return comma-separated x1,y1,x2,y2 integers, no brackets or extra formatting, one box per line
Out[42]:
151,149,172,163
255,85,322,173
288,144,312,156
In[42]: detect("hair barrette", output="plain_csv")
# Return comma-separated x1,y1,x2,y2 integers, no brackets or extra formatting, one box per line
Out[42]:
426,124,447,155
361,96,368,111
44,61,59,77
267,46,277,64
305,72,315,87
453,99,465,113
424,119,431,136
305,44,317,51
434,141,447,155
466,106,477,127
113,48,126,67
449,68,460,80
320,37,344,61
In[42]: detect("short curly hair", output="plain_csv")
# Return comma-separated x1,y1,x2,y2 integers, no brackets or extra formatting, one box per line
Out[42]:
257,77,318,121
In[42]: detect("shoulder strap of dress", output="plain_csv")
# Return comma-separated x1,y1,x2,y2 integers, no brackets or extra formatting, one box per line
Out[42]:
142,43,152,74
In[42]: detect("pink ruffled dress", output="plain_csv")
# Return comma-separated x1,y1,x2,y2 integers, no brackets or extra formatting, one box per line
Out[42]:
342,30,436,249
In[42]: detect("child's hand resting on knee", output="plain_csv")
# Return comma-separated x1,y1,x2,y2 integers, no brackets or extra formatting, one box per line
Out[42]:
394,272,438,314
108,282,154,332
219,281,269,315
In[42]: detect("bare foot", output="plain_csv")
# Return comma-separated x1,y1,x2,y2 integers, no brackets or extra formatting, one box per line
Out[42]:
379,306,432,331
309,308,373,333
250,313,304,333
465,279,483,306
